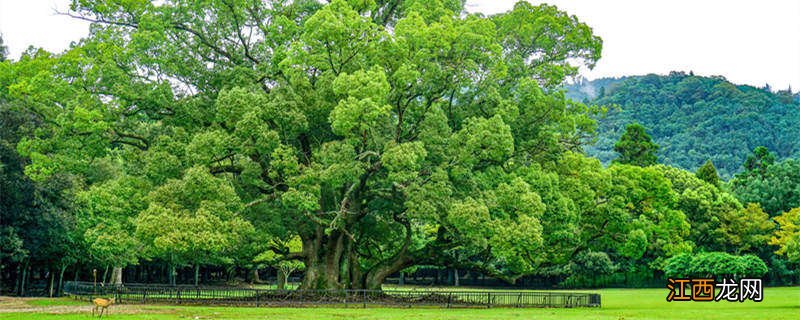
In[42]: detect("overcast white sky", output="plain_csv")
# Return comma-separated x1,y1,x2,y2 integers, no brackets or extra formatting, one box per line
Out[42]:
1,0,799,89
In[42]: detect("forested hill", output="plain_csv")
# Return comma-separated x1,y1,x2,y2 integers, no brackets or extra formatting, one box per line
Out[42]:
567,72,800,178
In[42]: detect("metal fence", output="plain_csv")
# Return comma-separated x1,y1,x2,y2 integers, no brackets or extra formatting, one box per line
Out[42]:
63,281,600,308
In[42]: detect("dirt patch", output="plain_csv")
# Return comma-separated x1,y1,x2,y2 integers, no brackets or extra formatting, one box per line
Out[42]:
0,296,174,315
0,297,31,310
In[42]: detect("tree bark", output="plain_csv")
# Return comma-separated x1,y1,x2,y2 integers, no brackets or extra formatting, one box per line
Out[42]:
252,268,261,284
194,264,200,286
48,268,55,297
277,269,286,290
110,266,123,285
298,225,419,290
101,266,109,286
18,261,28,296
57,265,67,296
168,265,176,286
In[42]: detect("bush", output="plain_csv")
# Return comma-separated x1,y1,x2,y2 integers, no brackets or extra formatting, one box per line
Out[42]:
663,252,768,278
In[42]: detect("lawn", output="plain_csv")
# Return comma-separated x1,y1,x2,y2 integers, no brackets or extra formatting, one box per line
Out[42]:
0,287,798,319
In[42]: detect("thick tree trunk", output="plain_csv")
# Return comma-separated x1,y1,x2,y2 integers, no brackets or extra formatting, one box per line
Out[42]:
300,228,346,290
295,168,422,291
298,222,416,290
225,266,235,282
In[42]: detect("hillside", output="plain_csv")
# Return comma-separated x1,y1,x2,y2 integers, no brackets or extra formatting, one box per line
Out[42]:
568,72,800,178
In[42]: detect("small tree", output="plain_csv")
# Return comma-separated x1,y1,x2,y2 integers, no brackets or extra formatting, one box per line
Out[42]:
695,160,721,188
277,260,305,290
254,237,304,290
613,123,659,166
771,208,800,262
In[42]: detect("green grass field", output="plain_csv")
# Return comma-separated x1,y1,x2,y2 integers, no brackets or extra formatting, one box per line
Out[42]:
1,287,798,319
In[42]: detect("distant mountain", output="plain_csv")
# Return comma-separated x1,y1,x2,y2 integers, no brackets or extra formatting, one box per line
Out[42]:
567,72,800,178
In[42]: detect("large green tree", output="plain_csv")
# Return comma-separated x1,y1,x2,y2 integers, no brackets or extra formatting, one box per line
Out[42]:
12,0,602,289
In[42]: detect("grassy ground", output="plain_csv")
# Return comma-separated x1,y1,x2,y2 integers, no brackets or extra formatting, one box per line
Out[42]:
0,287,798,319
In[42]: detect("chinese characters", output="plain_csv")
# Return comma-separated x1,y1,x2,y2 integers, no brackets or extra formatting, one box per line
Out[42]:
666,278,763,302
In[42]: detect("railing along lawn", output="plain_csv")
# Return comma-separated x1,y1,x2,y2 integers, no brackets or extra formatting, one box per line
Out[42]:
63,281,601,308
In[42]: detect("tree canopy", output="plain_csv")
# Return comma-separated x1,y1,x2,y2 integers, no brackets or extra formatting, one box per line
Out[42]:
4,0,605,290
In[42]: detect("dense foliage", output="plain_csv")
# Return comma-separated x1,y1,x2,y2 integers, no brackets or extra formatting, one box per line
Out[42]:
664,252,768,278
729,148,800,216
570,73,800,178
1,1,799,294
612,123,658,166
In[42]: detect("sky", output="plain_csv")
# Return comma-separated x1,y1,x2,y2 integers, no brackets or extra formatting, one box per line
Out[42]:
1,0,798,90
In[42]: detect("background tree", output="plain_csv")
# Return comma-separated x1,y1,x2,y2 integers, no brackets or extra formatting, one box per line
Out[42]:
135,166,254,285
695,160,720,188
771,208,800,262
0,65,81,295
613,123,659,166
730,156,800,216
716,203,774,255
742,146,776,178
75,174,150,285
